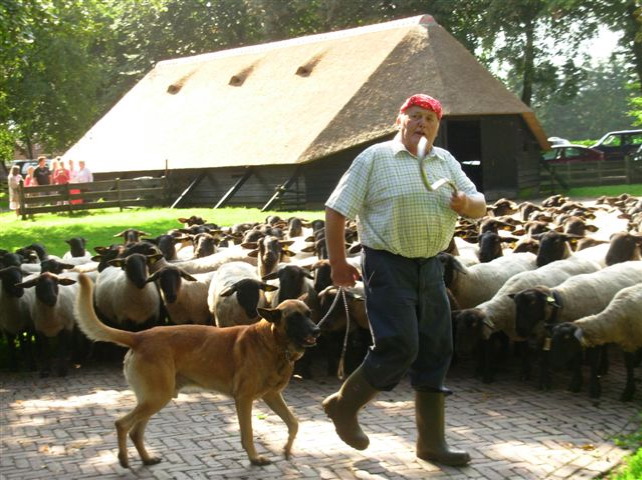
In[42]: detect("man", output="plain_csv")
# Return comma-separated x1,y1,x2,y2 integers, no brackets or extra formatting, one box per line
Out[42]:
322,94,486,466
33,156,51,186
73,160,93,183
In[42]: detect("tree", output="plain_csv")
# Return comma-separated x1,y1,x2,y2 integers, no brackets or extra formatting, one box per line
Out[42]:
588,0,642,94
538,58,635,139
0,0,115,158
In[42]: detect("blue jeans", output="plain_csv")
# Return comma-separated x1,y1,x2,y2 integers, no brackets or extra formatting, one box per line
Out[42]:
360,247,453,392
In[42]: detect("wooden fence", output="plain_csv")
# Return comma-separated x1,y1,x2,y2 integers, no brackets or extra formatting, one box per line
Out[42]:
539,157,642,195
17,176,169,220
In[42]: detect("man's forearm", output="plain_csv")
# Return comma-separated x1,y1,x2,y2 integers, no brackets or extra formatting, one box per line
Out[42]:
325,207,348,265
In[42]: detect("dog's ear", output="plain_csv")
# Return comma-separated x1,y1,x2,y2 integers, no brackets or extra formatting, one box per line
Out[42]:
257,307,282,323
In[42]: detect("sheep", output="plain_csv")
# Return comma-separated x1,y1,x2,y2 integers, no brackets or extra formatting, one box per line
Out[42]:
15,272,79,377
452,256,602,383
476,231,519,263
512,261,642,339
113,229,150,244
242,235,296,277
438,252,537,309
208,261,277,327
146,266,215,325
262,264,321,322
143,233,190,261
510,261,642,393
150,244,257,275
548,284,642,401
314,283,372,378
535,230,639,267
62,237,92,260
0,266,35,371
94,253,162,329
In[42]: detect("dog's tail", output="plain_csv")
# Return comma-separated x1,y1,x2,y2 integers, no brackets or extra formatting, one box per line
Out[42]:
74,273,136,348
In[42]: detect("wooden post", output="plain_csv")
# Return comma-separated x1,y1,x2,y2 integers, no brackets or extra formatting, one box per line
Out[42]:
18,179,27,220
66,183,73,215
116,178,122,211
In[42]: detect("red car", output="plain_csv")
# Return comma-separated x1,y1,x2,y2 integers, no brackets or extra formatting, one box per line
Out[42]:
541,145,605,164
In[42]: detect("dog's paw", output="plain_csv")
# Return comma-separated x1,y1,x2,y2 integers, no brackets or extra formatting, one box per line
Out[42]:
142,456,162,466
250,455,272,466
118,453,130,469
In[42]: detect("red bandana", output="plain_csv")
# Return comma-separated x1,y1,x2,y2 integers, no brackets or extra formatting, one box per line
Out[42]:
399,94,443,120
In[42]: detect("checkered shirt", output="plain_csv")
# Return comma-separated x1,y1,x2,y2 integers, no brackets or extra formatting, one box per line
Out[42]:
326,138,479,259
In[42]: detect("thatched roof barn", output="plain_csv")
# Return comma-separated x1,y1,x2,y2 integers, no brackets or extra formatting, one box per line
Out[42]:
63,14,549,209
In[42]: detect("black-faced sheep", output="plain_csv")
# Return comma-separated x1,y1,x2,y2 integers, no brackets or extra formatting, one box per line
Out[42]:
16,272,79,377
438,252,537,309
452,257,601,383
208,261,277,327
94,253,162,329
0,266,35,371
510,261,642,393
147,266,215,325
548,283,642,401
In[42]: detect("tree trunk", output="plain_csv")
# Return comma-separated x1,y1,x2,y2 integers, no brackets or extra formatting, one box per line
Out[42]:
521,21,535,106
625,2,642,94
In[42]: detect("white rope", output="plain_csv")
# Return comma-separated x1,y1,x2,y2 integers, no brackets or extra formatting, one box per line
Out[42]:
316,286,352,381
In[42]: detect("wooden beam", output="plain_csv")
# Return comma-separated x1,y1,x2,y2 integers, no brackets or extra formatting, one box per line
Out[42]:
170,172,206,209
260,167,301,212
214,167,253,209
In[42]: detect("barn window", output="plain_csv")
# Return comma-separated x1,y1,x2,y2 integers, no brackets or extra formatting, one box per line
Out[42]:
295,53,325,77
229,63,257,87
167,70,196,95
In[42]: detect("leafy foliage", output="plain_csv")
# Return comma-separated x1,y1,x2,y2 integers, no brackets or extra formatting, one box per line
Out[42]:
0,0,638,158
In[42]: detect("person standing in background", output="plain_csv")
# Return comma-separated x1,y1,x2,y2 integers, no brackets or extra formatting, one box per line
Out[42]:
7,165,23,215
33,156,51,186
24,166,38,188
52,158,70,185
74,160,93,183
71,160,93,204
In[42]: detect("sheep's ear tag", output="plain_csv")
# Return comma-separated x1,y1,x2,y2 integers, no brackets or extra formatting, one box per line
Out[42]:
573,328,583,342
546,296,556,304
543,337,552,351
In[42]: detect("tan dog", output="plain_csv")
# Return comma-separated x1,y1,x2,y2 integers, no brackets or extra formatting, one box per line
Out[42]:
74,273,320,467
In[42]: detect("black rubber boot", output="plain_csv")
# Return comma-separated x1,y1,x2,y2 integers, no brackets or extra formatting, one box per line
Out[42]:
322,366,379,450
416,391,470,466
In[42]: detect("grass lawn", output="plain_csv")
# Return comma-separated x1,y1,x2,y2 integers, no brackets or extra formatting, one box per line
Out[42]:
1,183,641,256
0,206,325,257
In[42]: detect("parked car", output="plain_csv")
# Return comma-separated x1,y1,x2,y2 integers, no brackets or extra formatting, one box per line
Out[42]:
541,145,605,164
591,129,642,161
10,159,51,176
547,136,571,146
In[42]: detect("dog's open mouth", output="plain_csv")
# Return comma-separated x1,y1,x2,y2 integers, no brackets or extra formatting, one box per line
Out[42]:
301,334,318,347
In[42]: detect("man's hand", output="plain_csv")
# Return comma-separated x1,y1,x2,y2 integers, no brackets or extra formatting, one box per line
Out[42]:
330,260,360,288
450,191,487,218
449,191,469,215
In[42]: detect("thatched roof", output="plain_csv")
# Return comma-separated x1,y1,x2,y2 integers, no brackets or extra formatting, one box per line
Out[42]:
64,14,548,174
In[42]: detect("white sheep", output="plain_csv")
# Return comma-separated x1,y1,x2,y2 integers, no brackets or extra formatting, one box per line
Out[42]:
439,252,537,309
511,261,642,339
16,272,79,377
94,253,162,328
548,283,642,401
146,266,215,325
208,261,277,327
452,256,601,383
152,244,257,275
509,261,642,393
0,266,35,371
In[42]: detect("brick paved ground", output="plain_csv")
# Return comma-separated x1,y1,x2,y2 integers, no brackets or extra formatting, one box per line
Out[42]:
1,348,639,480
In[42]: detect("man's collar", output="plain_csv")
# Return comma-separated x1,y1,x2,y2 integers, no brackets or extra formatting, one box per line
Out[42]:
391,135,435,159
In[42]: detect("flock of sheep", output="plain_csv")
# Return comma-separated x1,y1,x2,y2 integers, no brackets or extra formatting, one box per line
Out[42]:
1,193,641,402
